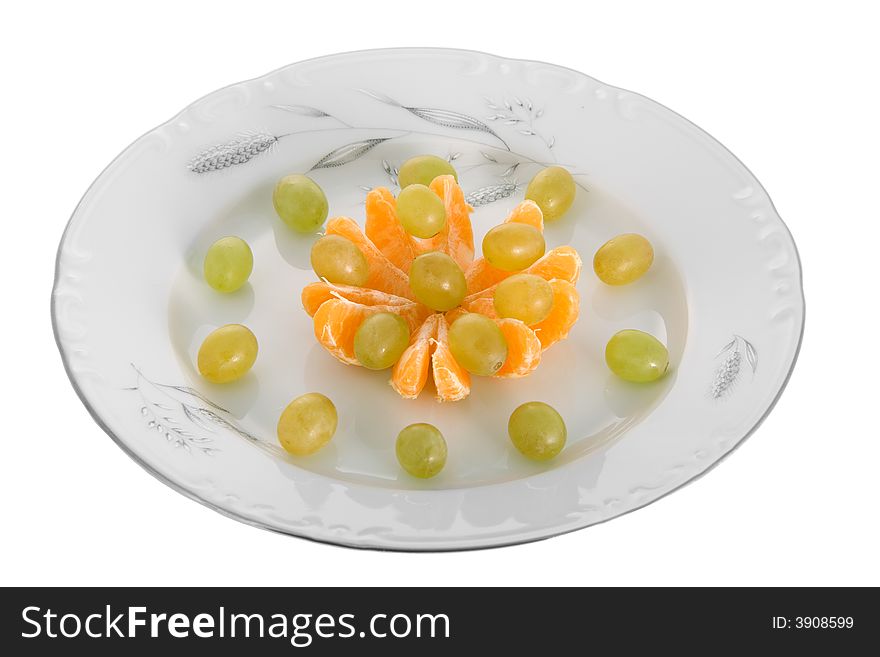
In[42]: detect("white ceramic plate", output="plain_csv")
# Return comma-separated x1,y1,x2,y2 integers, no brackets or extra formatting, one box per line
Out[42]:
53,48,804,550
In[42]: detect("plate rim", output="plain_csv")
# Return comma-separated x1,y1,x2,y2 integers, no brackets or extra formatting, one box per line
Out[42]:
51,46,806,552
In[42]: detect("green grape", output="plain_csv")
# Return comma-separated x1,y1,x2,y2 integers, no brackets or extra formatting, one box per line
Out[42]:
396,423,447,478
353,312,410,370
525,166,576,221
605,329,669,382
203,236,253,293
508,401,567,461
448,313,508,376
396,184,447,238
197,324,258,384
397,155,458,188
493,274,554,325
272,174,329,233
277,392,338,456
593,233,654,285
409,252,467,311
482,223,546,271
310,235,369,286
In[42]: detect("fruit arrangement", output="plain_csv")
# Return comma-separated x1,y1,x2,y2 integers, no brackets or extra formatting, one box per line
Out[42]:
194,154,670,478
302,175,581,401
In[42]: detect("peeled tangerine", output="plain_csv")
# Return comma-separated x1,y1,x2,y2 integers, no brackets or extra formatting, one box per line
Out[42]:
300,173,583,402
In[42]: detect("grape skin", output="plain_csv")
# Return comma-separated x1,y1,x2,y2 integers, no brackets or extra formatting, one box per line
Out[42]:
197,324,258,384
310,235,369,286
508,401,567,461
605,329,669,382
353,312,410,370
397,184,447,238
396,423,447,478
448,313,508,376
397,155,458,188
277,393,338,456
525,166,576,221
482,223,545,272
493,274,554,325
593,233,654,285
409,252,467,311
203,236,253,293
273,174,329,233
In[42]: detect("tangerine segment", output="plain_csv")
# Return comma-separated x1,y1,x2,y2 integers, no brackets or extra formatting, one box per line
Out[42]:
531,279,580,350
494,319,542,378
364,187,417,272
464,200,547,293
506,199,544,231
464,246,583,303
464,259,509,295
325,217,414,300
528,245,582,284
461,296,497,318
424,175,474,270
302,281,412,316
443,307,469,325
432,315,471,402
313,298,425,365
391,314,440,399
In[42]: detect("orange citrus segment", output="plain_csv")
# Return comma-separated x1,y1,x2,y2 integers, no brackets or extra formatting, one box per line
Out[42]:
464,259,509,295
527,245,582,284
494,318,542,378
302,281,413,316
364,187,417,272
423,174,474,270
325,217,414,300
464,246,583,304
313,298,427,365
531,279,580,350
461,296,497,318
464,199,547,294
506,199,544,231
391,313,439,399
432,315,471,402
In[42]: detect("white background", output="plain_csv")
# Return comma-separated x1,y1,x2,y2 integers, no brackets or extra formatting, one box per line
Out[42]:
1,0,877,587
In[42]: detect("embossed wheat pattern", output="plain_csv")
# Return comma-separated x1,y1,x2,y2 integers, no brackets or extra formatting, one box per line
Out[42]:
188,133,278,173
466,182,520,207
126,365,286,459
711,336,757,398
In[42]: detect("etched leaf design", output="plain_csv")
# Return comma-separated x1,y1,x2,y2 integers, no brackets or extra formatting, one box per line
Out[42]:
500,163,520,177
403,107,508,146
744,339,758,373
129,366,284,458
182,404,219,434
310,138,391,170
717,339,737,357
271,104,331,118
357,89,402,107
166,384,229,412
